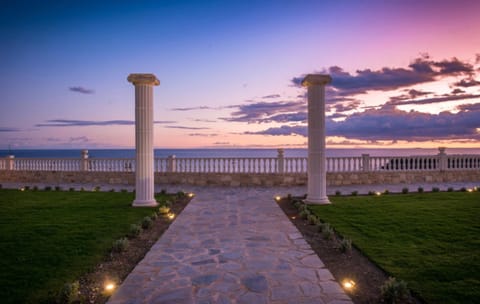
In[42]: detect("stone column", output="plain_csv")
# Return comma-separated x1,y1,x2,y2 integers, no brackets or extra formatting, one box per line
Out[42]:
302,74,331,204
167,155,177,173
128,73,159,207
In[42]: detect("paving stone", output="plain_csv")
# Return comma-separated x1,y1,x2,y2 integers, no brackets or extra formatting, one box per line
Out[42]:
299,282,322,297
241,274,269,293
270,285,302,301
192,273,220,286
237,292,268,304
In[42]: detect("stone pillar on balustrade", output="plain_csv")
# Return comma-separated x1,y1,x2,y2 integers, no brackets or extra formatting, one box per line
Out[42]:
81,150,89,171
167,155,177,173
128,73,159,207
438,147,447,171
302,74,331,205
6,155,15,171
277,148,285,174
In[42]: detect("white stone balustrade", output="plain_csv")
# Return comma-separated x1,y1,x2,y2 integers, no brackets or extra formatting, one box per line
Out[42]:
2,148,479,174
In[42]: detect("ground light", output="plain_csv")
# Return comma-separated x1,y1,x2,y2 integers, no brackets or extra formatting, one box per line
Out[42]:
342,279,356,290
375,192,381,196
188,192,195,198
467,188,473,192
274,195,281,202
167,213,175,220
104,282,116,293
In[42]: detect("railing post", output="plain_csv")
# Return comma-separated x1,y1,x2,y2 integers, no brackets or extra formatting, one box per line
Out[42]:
6,155,15,170
277,148,284,174
81,150,89,171
438,147,447,171
362,154,370,172
167,155,177,173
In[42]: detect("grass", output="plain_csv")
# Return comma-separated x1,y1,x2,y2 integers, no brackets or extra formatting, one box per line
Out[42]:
0,189,163,304
309,192,480,304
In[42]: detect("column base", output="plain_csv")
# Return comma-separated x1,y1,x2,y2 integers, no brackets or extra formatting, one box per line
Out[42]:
132,199,158,207
304,196,331,205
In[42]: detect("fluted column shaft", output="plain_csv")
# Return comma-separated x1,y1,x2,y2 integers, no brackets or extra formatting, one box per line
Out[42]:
128,74,159,207
302,74,331,205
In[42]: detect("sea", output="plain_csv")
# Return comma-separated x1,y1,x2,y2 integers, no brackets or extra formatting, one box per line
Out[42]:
0,148,478,159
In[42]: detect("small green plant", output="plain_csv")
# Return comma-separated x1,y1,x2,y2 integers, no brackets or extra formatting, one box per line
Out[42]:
57,281,80,304
293,201,302,209
368,191,375,196
93,186,101,192
381,277,410,304
44,186,52,191
109,188,115,192
287,193,292,200
24,186,30,191
150,212,158,220
112,237,129,253
141,216,153,229
80,187,85,192
69,187,75,192
0,184,2,189
316,222,330,233
418,187,424,193
339,238,352,253
402,187,409,194
447,187,454,192
33,185,38,191
299,209,310,220
432,187,440,192
177,191,186,197
351,191,358,196
128,224,141,238
55,186,62,191
383,189,390,195
322,225,334,240
160,189,167,195
335,190,341,196
307,214,319,225
460,187,467,192
121,189,128,193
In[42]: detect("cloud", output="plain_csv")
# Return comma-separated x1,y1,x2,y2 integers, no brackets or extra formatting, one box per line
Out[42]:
165,126,210,130
170,106,215,111
451,88,465,94
69,86,95,94
188,133,218,137
35,119,175,127
69,136,89,143
192,119,217,123
0,127,20,132
222,100,306,123
454,78,480,87
387,93,480,107
213,142,230,145
247,104,480,141
262,94,281,99
291,54,476,95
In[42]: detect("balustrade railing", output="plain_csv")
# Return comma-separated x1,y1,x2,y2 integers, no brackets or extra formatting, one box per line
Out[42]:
2,150,479,174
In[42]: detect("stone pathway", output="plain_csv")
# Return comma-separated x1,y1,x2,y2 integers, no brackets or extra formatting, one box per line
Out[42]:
107,187,352,304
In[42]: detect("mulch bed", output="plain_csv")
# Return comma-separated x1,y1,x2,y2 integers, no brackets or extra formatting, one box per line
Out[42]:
76,195,191,304
277,196,422,304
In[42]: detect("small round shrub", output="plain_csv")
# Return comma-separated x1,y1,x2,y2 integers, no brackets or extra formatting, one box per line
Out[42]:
112,238,129,253
128,224,141,238
460,187,467,192
307,214,319,225
151,212,158,220
93,186,101,192
121,189,128,193
33,186,38,191
351,191,358,196
55,186,62,191
417,187,424,193
339,238,352,253
109,188,115,192
44,186,52,191
447,187,454,192
141,216,153,229
24,186,30,191
381,277,410,304
383,189,390,195
368,191,375,196
402,188,409,194
335,190,341,196
69,187,75,192
299,210,310,220
432,187,440,192
317,222,330,233
57,281,80,304
322,225,334,240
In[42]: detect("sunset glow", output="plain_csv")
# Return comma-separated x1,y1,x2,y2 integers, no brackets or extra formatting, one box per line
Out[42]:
1,0,479,149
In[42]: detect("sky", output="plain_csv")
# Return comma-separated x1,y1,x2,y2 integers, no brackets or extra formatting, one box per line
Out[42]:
1,0,480,149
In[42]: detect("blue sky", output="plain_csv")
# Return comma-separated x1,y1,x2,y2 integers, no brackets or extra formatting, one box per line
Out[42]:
1,0,479,149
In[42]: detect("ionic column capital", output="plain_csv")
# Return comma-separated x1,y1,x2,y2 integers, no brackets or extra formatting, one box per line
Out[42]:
127,73,160,86
302,74,331,87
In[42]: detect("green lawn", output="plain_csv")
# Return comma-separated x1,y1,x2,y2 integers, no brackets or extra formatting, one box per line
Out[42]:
0,189,160,304
309,192,480,304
